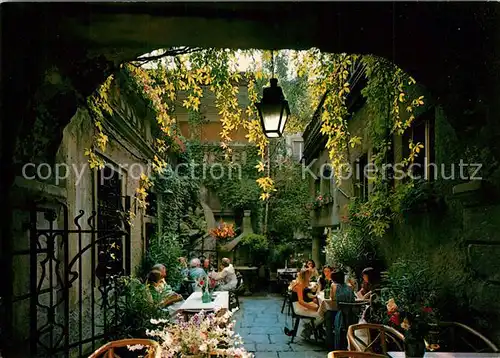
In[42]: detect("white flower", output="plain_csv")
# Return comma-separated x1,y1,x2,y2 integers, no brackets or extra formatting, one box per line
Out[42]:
199,343,208,352
127,344,144,351
151,318,169,325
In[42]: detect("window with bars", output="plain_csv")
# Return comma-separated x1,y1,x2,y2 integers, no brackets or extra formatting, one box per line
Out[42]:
96,166,126,282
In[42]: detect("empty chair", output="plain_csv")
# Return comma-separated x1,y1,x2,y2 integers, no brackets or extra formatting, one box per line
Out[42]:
428,321,499,353
229,271,244,310
348,323,405,355
88,338,160,358
327,351,387,358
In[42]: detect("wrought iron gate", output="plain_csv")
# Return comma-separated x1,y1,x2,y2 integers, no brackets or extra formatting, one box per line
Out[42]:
25,198,130,357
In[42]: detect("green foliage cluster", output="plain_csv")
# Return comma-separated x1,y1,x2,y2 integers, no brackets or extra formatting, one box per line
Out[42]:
381,258,438,312
267,156,311,241
139,158,203,284
154,163,201,239
189,140,263,212
369,258,439,338
140,232,183,288
240,233,269,254
108,276,169,339
324,228,379,277
335,57,436,239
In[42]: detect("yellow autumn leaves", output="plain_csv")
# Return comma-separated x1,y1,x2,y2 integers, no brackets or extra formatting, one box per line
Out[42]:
84,74,114,169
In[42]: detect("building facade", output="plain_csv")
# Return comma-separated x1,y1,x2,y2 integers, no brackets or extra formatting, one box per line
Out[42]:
8,75,158,357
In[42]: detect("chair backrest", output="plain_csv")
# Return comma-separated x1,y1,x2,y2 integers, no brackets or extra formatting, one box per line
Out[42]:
429,321,499,353
327,351,387,358
88,338,160,358
348,323,405,354
236,271,243,287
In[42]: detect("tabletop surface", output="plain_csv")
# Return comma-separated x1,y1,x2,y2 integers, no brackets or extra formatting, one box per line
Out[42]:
277,268,298,273
317,291,369,303
388,352,500,357
179,291,229,311
234,266,258,270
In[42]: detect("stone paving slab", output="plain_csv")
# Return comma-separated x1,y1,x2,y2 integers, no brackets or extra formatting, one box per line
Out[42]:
235,294,328,358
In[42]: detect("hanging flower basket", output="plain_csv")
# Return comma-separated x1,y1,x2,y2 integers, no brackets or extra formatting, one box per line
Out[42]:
209,221,236,243
310,192,334,210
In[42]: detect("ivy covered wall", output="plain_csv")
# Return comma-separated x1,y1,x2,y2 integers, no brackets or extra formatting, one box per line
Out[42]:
381,107,500,344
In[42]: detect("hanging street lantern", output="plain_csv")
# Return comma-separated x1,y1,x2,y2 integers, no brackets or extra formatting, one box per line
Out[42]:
255,78,290,138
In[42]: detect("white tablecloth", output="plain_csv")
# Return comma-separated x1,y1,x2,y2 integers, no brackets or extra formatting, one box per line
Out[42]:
179,291,229,312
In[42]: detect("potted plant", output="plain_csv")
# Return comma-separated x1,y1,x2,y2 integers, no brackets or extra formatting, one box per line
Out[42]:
381,259,440,357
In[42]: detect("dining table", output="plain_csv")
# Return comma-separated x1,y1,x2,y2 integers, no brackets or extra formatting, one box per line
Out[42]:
388,353,500,357
317,290,370,311
178,291,229,316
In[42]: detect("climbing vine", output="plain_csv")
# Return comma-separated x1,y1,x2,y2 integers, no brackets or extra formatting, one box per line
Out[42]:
291,51,427,237
84,74,114,169
83,49,427,236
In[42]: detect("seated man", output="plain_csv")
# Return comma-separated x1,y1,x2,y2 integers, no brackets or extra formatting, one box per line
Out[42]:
210,258,238,291
188,258,207,292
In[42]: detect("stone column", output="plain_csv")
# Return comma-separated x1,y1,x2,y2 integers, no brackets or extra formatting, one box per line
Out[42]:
242,209,252,234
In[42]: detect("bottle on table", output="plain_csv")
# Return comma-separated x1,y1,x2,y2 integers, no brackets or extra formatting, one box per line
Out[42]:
324,281,331,299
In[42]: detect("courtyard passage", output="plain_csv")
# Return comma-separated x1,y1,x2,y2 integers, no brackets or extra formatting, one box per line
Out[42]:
234,294,327,358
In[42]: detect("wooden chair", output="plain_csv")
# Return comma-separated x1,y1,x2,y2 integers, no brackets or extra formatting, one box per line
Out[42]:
428,321,499,353
88,338,160,358
348,323,405,355
327,351,387,358
281,289,292,314
229,272,244,309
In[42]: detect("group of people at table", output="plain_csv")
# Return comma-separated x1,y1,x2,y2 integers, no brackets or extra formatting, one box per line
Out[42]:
288,260,380,343
144,256,239,315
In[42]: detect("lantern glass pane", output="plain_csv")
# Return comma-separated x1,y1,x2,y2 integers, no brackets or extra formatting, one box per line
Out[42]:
260,103,282,132
279,107,288,134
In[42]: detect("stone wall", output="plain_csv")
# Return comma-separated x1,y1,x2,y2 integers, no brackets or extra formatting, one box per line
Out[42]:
8,82,155,354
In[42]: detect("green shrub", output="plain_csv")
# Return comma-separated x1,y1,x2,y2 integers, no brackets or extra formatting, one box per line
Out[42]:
324,228,379,276
381,258,438,311
240,233,269,265
108,276,169,339
139,232,183,288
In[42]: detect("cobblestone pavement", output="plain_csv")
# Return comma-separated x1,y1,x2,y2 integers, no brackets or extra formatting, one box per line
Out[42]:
233,293,328,358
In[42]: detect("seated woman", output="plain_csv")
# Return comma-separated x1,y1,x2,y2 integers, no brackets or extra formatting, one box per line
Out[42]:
145,270,183,308
356,267,380,299
304,259,320,282
290,268,321,340
210,258,238,291
317,265,333,292
330,269,355,349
